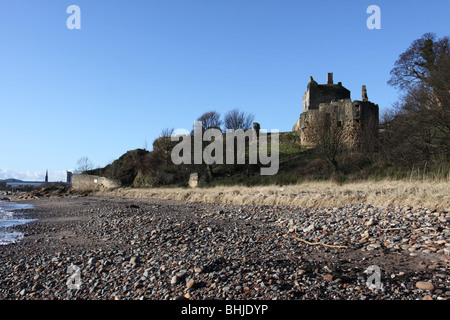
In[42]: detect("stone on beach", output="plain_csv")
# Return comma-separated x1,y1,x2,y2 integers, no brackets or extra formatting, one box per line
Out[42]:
416,281,435,291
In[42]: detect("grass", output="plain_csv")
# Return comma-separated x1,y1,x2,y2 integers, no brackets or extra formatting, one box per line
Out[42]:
89,132,450,211
100,178,450,211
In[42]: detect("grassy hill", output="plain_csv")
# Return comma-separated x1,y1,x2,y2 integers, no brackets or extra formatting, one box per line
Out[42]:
86,130,449,188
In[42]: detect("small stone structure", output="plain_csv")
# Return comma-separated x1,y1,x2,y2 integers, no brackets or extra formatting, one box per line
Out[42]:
188,173,199,188
293,73,379,148
72,174,118,190
252,122,260,137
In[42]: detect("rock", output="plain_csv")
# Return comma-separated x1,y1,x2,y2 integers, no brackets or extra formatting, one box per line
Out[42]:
87,258,98,266
193,267,203,273
422,295,433,300
323,274,333,282
176,270,187,278
189,173,199,188
129,256,139,265
186,279,197,289
170,275,180,285
126,204,140,209
416,281,435,291
444,247,450,256
365,220,374,226
32,283,44,291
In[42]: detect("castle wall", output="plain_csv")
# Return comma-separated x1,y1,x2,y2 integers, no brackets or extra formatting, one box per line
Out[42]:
302,75,350,112
293,75,379,149
72,174,118,190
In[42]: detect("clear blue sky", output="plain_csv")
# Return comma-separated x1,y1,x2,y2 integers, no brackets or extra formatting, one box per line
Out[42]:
0,0,448,181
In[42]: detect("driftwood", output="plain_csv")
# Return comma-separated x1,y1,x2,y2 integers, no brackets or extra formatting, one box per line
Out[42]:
291,235,348,249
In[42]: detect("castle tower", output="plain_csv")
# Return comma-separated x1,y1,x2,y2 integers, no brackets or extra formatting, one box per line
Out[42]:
66,171,73,184
327,73,333,85
362,85,368,102
293,73,379,148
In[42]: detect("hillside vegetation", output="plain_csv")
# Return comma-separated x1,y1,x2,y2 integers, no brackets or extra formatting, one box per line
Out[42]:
86,130,449,189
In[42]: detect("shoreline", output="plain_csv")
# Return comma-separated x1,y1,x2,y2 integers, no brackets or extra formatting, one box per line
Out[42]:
0,201,36,245
0,195,448,300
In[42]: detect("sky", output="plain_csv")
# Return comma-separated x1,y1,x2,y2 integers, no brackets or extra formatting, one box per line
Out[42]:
0,0,449,182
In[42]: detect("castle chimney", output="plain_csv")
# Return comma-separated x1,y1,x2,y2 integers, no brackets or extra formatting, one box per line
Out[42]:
362,85,368,102
327,73,333,85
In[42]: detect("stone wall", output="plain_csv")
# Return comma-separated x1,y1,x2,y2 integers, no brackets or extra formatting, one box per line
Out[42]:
72,174,119,191
295,99,377,148
302,76,350,112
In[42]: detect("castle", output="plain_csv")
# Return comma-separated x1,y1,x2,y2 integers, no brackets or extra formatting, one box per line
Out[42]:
293,73,379,148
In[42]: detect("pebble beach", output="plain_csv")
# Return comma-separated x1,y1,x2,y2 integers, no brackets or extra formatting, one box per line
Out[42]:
0,195,448,300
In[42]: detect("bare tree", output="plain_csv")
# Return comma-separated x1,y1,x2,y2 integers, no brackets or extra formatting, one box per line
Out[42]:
75,156,94,174
388,33,449,91
196,111,222,131
223,108,255,131
309,113,344,172
383,33,450,166
142,139,149,151
153,128,175,168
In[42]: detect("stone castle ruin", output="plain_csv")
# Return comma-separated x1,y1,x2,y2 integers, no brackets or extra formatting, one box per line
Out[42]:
293,73,379,148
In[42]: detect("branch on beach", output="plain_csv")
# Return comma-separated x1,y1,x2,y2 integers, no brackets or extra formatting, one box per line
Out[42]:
291,235,348,249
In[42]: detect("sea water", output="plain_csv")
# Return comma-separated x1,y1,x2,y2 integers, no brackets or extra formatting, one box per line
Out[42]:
0,201,35,245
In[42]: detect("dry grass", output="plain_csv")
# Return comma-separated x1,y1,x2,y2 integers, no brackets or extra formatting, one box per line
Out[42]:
99,180,450,211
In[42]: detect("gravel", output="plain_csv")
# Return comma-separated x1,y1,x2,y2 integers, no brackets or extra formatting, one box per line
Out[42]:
0,195,448,300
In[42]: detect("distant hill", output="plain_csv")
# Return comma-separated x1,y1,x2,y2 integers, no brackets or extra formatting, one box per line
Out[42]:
0,179,23,188
1,179,23,182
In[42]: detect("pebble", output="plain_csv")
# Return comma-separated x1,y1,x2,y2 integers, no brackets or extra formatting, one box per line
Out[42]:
0,197,448,301
129,256,139,266
416,281,435,291
170,275,180,285
186,279,197,289
444,247,450,256
323,274,334,282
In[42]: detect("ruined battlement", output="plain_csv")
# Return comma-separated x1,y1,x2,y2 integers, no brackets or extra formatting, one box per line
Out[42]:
293,73,379,148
